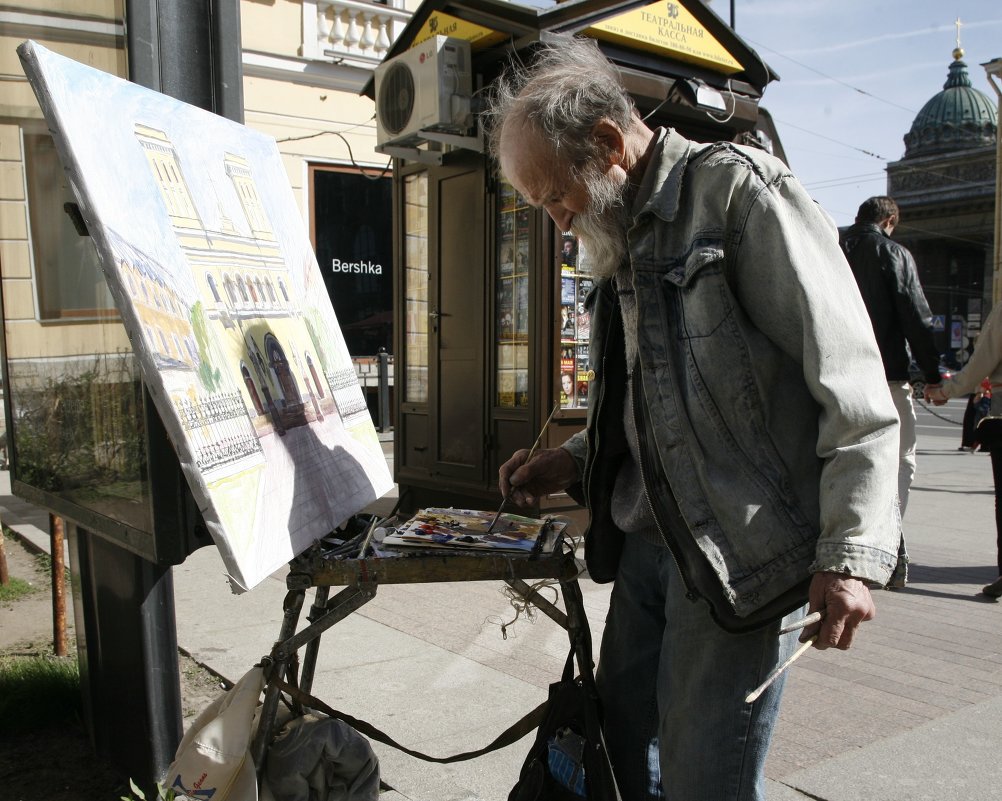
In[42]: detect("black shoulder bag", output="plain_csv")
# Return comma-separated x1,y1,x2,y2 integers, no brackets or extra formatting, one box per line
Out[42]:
976,415,1002,449
508,582,621,801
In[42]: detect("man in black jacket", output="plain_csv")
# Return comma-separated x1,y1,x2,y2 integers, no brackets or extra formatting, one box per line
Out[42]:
841,196,941,517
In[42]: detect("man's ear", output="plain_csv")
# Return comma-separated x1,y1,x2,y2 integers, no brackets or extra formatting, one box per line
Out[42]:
592,119,626,167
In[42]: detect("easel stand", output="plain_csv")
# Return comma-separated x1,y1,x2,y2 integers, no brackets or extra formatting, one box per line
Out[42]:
249,543,592,777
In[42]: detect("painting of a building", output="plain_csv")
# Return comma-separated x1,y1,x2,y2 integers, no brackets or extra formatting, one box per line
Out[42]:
19,41,392,591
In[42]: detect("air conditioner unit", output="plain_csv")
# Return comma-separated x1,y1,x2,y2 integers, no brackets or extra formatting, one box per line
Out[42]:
374,36,473,150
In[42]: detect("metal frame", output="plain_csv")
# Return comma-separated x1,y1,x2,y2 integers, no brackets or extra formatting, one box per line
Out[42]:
250,543,586,774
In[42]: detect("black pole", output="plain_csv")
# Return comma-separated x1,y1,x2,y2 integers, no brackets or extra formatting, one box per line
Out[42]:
378,348,390,432
127,0,244,123
730,0,736,29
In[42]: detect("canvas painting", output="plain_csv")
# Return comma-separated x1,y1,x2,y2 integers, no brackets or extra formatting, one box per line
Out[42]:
18,41,394,592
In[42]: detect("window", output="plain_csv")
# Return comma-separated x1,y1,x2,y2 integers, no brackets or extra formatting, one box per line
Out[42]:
403,172,428,403
496,178,530,408
23,133,117,320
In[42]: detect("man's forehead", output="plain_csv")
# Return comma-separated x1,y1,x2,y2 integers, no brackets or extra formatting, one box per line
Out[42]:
499,124,562,206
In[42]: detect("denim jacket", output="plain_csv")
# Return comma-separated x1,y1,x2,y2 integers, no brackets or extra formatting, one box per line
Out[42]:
573,130,902,630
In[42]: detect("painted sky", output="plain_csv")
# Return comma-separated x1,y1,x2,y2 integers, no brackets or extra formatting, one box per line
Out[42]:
23,43,315,302
728,0,1001,227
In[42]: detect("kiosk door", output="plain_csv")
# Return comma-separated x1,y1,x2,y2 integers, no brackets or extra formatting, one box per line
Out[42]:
428,159,486,483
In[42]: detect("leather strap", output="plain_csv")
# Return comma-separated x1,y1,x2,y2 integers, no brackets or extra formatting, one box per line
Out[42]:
272,678,547,764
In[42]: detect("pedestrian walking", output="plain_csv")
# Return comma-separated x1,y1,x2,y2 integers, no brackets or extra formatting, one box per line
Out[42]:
840,196,942,517
927,305,1002,596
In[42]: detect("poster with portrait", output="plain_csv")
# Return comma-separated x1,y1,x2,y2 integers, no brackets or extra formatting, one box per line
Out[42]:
514,275,529,340
19,42,393,592
577,306,591,341
498,278,514,338
560,235,578,268
561,305,577,340
561,277,576,306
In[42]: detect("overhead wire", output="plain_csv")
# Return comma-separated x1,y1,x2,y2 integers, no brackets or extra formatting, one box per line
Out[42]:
745,32,997,205
746,36,922,116
275,117,392,180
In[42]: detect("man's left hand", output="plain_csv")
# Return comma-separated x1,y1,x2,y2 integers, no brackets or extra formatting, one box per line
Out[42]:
801,572,876,650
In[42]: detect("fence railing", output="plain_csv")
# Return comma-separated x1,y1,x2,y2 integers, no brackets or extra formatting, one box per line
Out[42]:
302,0,410,67
352,350,393,431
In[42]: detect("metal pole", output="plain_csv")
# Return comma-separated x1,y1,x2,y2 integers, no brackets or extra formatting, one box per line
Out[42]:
377,348,390,432
49,513,67,657
983,60,1001,306
0,525,8,586
56,0,248,788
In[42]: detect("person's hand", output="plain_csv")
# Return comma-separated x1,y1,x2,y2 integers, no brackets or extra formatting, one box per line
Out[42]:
499,447,579,507
924,384,947,405
801,572,876,650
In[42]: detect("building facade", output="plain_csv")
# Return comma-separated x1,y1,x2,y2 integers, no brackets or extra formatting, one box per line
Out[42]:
0,0,410,495
887,47,998,366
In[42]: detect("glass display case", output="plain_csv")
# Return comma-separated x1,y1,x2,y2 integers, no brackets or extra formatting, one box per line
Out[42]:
558,232,592,410
496,179,530,408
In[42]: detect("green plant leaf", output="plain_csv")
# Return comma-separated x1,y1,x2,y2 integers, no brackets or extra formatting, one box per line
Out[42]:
128,777,146,800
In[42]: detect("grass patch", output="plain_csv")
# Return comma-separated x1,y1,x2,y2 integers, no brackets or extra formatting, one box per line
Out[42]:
0,653,82,735
0,575,36,602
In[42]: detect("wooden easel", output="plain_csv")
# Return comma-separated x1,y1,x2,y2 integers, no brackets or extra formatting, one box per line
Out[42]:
249,538,591,773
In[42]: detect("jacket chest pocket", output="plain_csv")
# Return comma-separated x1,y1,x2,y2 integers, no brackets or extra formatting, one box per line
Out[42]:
661,243,732,339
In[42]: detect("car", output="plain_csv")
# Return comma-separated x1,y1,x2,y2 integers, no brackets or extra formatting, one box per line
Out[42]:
909,361,954,400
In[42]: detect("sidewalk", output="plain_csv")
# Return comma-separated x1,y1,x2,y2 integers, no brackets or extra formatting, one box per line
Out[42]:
4,422,1002,800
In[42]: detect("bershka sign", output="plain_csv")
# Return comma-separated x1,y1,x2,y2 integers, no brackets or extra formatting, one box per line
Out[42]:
332,258,383,275
313,166,392,355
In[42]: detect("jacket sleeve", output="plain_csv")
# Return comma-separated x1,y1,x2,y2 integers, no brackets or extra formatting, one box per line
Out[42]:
942,303,1002,399
889,244,941,385
730,169,901,585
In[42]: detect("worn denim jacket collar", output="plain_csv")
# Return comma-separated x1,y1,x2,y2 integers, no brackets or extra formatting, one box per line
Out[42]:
634,128,693,224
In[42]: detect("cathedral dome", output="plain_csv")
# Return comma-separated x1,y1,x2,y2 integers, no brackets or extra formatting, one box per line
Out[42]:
903,50,997,159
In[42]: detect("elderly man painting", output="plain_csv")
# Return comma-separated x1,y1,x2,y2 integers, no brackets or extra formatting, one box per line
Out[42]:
489,37,902,801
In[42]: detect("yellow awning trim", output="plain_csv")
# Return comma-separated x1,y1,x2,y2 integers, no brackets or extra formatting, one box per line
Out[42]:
587,1,742,74
412,12,508,50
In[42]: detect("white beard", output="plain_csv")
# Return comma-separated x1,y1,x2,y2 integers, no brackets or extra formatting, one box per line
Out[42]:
571,167,630,280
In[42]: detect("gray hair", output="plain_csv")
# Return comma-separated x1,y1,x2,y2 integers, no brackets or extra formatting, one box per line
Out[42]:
483,36,635,173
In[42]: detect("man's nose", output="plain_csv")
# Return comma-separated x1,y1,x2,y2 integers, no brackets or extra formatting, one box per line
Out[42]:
544,203,574,232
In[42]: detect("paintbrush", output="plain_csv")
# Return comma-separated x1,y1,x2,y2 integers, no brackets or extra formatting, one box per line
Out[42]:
486,401,561,534
745,608,827,703
745,636,816,704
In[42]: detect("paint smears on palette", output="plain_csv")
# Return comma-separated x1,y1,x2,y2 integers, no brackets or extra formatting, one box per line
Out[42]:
383,508,566,553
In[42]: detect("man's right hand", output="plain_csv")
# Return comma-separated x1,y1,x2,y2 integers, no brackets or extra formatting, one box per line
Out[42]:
924,384,948,405
499,447,579,507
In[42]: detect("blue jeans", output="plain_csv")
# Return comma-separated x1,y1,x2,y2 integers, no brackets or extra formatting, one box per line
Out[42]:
595,535,804,800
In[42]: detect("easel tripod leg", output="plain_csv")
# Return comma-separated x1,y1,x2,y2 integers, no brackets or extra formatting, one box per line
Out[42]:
251,588,306,774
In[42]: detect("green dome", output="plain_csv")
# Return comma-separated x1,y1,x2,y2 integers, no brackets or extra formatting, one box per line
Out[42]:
903,55,997,158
